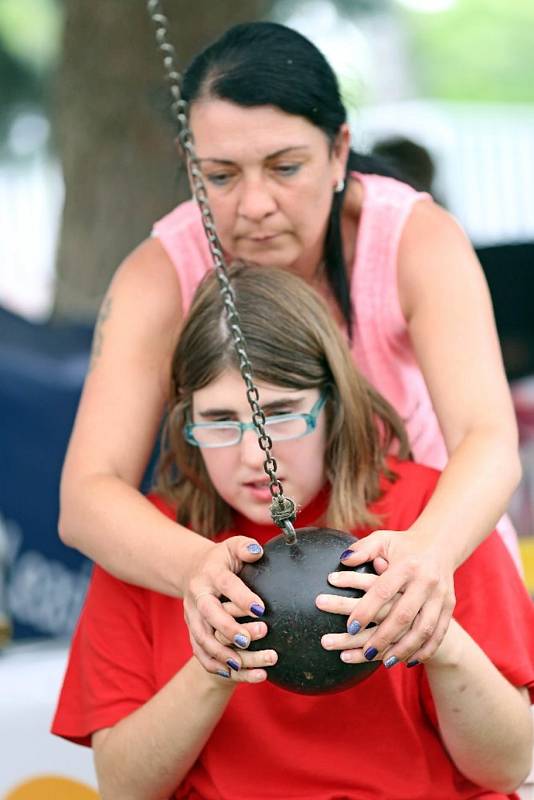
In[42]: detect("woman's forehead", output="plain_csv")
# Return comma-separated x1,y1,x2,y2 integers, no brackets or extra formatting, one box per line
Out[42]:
189,99,327,161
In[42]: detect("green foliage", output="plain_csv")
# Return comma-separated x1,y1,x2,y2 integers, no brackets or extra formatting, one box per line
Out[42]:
0,0,63,73
403,0,534,102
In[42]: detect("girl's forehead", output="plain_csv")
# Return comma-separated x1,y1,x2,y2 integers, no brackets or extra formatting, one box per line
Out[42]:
193,369,309,408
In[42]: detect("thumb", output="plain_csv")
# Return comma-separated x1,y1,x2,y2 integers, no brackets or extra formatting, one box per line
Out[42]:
340,530,393,565
373,556,389,574
227,535,264,563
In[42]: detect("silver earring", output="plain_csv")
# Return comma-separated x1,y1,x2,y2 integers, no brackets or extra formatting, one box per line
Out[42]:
335,177,345,193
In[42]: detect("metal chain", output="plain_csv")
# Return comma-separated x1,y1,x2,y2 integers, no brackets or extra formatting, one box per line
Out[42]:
146,0,296,540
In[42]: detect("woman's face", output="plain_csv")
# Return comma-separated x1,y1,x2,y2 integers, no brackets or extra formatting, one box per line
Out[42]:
189,99,349,279
191,368,328,525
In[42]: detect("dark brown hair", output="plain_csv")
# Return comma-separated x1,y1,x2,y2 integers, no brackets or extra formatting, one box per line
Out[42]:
155,264,409,536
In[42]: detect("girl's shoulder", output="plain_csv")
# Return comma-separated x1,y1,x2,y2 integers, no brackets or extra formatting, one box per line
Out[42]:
369,457,441,531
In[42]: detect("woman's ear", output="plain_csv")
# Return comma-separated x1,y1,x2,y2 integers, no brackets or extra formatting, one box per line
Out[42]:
332,123,351,176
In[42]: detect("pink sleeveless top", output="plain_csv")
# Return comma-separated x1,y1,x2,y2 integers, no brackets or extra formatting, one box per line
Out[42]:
152,172,519,564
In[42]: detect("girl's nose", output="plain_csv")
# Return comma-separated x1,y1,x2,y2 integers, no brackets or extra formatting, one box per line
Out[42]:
239,427,268,468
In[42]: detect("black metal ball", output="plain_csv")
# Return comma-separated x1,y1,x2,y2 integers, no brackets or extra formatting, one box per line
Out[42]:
238,526,380,694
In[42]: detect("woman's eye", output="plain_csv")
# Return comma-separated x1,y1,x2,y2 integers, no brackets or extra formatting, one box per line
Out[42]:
206,173,233,187
273,163,301,177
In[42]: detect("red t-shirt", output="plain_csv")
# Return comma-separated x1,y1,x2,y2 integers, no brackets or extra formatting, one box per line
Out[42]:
52,459,534,799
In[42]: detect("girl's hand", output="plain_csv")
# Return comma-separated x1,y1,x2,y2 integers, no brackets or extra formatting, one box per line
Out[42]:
316,572,400,665
321,529,456,665
213,605,277,683
183,537,268,675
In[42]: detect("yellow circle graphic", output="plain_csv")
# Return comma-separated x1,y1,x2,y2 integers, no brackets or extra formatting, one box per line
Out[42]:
5,775,99,799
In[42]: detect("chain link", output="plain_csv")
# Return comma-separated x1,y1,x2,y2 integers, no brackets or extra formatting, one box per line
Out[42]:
147,1,296,537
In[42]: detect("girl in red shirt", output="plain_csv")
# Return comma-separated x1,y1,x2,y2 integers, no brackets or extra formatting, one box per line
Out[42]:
53,265,534,800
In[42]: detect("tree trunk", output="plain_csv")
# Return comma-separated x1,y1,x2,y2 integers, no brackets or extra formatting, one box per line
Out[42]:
52,0,272,321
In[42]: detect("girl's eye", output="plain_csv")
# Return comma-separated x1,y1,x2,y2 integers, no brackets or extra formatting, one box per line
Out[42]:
273,163,301,177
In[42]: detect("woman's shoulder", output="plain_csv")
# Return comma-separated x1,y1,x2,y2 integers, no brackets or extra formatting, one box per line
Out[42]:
152,198,205,242
353,171,430,210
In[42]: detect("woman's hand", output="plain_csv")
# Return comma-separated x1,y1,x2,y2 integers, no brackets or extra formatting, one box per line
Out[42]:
183,536,269,675
319,529,456,665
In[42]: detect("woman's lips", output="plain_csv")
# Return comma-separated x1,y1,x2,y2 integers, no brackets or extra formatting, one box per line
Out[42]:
244,233,281,242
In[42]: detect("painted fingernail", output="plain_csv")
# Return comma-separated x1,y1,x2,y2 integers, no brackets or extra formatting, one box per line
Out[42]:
347,620,361,635
217,669,231,679
340,549,354,561
247,543,262,554
407,660,420,668
233,634,249,648
384,656,399,669
227,658,240,672
250,603,265,617
364,647,378,661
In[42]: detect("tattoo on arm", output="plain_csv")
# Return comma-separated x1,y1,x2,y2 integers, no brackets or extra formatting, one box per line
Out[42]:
89,295,112,371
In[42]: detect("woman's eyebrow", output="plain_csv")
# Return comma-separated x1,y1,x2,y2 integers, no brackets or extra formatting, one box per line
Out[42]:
198,146,310,166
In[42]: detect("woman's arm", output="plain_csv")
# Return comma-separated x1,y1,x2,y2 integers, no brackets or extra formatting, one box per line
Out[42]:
58,238,265,667
58,236,195,593
341,200,521,661
425,618,532,793
92,645,273,800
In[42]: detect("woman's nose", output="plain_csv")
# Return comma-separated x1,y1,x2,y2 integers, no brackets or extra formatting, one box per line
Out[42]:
237,177,277,221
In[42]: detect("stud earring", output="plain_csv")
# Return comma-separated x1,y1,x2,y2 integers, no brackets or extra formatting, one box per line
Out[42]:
335,177,345,193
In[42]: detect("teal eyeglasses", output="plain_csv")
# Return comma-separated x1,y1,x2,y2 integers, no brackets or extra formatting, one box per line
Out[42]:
184,390,327,449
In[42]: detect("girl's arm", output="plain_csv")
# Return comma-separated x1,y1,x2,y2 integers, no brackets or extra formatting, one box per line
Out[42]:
92,657,235,800
425,618,532,793
342,200,521,661
92,648,272,800
317,577,533,794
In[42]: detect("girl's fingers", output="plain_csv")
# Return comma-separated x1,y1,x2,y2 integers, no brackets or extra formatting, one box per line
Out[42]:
315,593,359,616
327,571,377,591
321,628,374,652
215,620,268,647
316,590,398,626
239,647,278,670
192,573,265,648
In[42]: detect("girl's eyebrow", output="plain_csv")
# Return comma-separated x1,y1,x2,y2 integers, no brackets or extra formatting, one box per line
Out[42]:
197,146,310,166
197,397,304,419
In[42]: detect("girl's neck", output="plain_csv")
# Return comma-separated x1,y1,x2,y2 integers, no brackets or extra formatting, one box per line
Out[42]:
231,484,331,539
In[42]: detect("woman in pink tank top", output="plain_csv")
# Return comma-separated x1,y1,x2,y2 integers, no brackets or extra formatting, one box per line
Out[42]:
59,22,523,685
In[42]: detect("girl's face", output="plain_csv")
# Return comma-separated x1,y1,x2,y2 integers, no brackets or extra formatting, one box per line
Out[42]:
191,368,328,525
189,99,349,280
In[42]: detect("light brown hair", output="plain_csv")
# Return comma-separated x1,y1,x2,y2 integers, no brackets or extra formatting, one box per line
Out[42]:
155,264,410,536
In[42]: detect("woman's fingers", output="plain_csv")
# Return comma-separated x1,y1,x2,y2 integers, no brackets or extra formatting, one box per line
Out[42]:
388,596,455,664
341,531,455,654
352,575,454,664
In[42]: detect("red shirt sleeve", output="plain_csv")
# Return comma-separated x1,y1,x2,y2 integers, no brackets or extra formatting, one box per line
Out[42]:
51,566,156,746
453,530,534,700
420,530,534,728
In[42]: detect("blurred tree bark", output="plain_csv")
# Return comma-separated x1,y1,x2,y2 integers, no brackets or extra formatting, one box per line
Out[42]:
52,0,272,321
